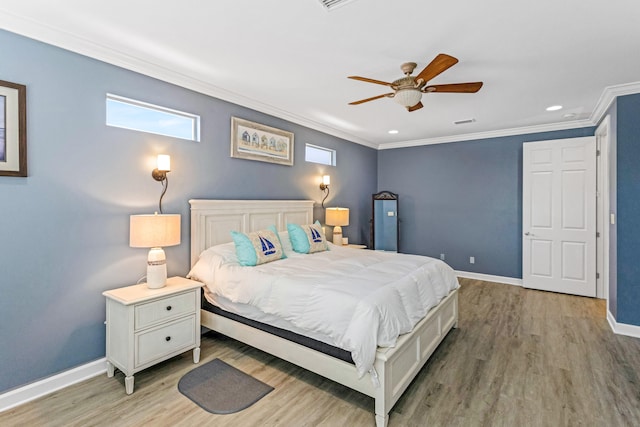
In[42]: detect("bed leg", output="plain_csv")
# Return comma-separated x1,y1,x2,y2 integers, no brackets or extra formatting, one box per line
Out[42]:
375,413,389,427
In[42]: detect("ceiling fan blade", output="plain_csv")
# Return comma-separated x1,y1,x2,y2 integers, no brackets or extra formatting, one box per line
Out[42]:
408,102,423,112
348,93,394,105
423,82,483,93
348,76,394,87
415,53,459,85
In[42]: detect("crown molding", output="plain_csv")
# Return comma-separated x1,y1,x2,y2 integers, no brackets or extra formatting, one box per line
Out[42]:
380,81,640,150
377,119,596,150
589,81,640,125
0,11,377,150
379,80,640,150
2,11,639,152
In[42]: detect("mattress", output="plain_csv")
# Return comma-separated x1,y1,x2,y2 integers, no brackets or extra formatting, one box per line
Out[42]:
201,290,354,364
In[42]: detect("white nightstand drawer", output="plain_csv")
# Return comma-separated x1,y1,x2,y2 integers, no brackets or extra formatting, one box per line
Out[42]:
134,291,196,330
135,315,196,368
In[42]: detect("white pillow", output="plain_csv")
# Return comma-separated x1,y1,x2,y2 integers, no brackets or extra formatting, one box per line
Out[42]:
187,242,238,286
277,230,294,254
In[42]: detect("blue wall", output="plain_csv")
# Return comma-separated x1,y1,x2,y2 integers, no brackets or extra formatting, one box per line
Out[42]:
615,93,640,326
378,127,595,277
0,30,377,393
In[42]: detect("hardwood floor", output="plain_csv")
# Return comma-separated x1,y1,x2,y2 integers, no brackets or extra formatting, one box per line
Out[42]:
2,279,639,426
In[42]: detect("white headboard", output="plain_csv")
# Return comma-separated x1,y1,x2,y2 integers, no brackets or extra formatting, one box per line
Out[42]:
189,199,315,266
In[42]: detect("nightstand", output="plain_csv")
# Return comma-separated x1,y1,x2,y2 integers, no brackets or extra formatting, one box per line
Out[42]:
103,276,201,394
346,244,367,249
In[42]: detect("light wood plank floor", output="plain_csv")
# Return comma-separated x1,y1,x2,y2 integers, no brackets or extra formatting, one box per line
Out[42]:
2,279,640,426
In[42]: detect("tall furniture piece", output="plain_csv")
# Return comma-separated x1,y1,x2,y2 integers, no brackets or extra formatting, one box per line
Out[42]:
371,191,399,252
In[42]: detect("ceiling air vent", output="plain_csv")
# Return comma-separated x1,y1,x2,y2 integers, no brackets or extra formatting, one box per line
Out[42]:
318,0,358,11
453,118,476,125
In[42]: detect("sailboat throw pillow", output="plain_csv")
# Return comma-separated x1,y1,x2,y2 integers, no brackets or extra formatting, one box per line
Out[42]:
231,227,284,266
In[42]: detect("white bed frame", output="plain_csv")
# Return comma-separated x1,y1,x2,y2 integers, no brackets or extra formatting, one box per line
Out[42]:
190,199,458,427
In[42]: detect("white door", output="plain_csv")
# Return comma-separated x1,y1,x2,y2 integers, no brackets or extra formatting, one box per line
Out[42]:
522,136,596,297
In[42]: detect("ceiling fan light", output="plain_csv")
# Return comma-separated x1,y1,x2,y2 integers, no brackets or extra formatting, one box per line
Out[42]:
394,89,422,108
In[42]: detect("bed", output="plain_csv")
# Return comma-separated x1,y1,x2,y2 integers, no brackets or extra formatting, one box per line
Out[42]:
189,199,459,427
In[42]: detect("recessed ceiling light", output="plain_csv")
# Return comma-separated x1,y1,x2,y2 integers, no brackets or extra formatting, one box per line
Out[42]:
546,105,563,111
388,130,399,134
563,113,577,119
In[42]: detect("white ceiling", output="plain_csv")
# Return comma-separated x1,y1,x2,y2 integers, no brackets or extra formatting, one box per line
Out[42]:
1,0,639,149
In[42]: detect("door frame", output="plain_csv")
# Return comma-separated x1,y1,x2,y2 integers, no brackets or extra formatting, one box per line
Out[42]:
595,115,611,301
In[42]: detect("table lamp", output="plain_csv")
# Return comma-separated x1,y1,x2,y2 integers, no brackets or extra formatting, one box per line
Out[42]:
130,213,181,289
325,207,349,245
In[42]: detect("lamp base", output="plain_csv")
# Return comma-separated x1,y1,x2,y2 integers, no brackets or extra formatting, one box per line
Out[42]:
332,226,343,246
146,247,167,289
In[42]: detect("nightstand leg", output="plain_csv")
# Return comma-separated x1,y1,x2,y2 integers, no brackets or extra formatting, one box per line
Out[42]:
193,347,200,363
106,360,115,378
125,375,134,395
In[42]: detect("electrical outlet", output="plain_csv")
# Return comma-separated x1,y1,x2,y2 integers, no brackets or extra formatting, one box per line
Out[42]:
470,256,475,264
440,253,445,260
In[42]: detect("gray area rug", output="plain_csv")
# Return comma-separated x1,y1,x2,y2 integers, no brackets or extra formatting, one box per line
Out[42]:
178,358,274,414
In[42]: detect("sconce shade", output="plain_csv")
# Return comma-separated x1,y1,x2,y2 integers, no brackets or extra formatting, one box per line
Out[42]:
130,214,181,248
322,175,330,186
325,207,349,226
156,154,171,172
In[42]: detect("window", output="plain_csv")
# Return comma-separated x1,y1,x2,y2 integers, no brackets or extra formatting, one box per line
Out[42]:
305,143,336,166
106,94,200,141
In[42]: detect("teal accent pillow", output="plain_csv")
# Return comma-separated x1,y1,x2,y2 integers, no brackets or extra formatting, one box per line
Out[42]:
230,227,284,266
287,223,310,254
230,231,258,266
286,220,328,254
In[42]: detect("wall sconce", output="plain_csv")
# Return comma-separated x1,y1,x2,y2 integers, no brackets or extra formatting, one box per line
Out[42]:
326,207,349,245
319,175,330,208
130,213,181,289
151,154,171,213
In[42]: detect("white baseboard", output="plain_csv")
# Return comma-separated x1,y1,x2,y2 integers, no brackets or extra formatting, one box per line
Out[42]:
0,358,106,413
607,310,640,339
456,270,522,287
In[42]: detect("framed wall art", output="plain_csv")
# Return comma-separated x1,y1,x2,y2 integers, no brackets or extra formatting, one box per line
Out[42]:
230,117,294,166
0,79,27,177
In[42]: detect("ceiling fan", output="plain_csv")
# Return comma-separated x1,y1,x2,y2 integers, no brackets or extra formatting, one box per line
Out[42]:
348,53,483,112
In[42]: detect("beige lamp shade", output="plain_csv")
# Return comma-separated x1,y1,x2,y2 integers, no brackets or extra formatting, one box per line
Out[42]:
325,207,349,226
130,214,181,248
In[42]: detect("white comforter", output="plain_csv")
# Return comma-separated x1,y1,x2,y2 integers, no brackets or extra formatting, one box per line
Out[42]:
190,243,459,377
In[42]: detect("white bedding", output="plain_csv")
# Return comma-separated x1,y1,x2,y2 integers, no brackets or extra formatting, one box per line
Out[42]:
189,241,459,377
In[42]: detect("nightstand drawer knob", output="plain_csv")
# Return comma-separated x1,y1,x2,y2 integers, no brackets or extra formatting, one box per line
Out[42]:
166,305,172,311
165,336,171,342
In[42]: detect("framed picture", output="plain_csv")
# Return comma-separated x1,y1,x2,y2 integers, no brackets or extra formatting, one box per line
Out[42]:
0,80,27,177
230,117,294,166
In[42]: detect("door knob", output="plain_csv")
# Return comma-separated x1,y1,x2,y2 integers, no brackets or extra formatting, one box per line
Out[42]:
524,232,534,236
